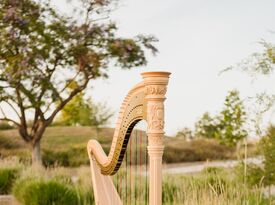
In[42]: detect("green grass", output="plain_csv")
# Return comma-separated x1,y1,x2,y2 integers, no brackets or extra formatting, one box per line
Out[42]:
0,158,23,194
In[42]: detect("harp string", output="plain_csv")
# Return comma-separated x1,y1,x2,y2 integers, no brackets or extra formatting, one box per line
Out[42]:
145,134,148,205
113,126,148,205
139,130,142,204
134,130,138,205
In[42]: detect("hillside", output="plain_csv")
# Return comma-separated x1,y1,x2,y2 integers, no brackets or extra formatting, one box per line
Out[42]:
0,126,258,166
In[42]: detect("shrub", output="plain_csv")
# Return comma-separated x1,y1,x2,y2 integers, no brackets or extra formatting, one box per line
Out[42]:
0,137,20,149
260,125,275,186
0,122,14,130
13,177,78,205
163,139,234,163
42,147,89,167
0,158,23,194
42,150,70,167
0,168,20,194
235,162,265,187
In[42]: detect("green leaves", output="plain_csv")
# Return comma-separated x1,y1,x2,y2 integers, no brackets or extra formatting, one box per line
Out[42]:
195,90,247,147
260,125,275,186
57,92,113,127
0,0,157,162
219,90,247,146
0,0,156,124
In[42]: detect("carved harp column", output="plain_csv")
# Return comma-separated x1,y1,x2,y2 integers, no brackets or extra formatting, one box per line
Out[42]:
142,72,170,205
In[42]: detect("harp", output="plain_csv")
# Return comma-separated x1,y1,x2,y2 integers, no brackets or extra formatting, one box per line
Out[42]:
87,71,171,205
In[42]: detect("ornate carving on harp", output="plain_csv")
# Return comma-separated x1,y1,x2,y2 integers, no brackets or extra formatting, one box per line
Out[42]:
87,71,171,205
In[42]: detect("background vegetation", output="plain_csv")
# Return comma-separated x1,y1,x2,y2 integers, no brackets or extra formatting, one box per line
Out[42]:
0,158,274,205
0,126,259,167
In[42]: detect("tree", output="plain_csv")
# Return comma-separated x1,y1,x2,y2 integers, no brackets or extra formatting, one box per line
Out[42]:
219,90,248,147
223,40,275,76
58,92,113,127
89,100,113,129
194,112,220,139
195,90,247,147
175,127,193,141
223,40,275,135
0,0,157,164
58,92,92,126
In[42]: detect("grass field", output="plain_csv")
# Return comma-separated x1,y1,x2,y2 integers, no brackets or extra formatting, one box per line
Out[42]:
0,126,259,166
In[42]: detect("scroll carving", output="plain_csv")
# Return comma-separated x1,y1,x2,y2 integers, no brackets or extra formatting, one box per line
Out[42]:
146,86,167,95
148,103,164,131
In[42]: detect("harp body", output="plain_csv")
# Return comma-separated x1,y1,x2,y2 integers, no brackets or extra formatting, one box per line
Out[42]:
87,71,171,205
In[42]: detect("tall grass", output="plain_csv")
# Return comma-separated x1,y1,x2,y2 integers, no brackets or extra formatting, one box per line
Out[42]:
110,166,270,205
0,158,273,204
161,172,268,205
0,158,23,194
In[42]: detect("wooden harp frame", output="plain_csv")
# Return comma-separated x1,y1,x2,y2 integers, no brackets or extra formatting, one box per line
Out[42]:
87,71,171,205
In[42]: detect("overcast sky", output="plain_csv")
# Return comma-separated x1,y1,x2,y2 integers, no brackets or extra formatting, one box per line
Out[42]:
53,0,275,136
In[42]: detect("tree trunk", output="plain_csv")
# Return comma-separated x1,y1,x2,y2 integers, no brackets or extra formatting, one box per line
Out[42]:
32,140,42,165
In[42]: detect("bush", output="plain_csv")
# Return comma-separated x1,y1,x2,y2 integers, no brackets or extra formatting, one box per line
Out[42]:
0,122,14,130
0,137,20,149
0,168,20,194
235,162,265,187
163,139,234,163
42,150,70,167
0,158,22,194
13,177,78,205
42,147,89,167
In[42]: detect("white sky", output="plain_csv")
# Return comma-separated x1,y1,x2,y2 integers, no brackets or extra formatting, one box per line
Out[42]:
50,0,275,136
9,0,272,136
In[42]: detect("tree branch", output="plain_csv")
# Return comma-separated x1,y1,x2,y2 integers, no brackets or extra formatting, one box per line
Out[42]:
42,70,81,115
6,100,21,119
59,70,81,94
0,117,20,127
15,88,30,140
0,105,20,126
46,78,90,125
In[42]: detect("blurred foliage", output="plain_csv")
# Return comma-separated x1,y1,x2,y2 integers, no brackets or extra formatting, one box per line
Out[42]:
0,0,157,163
56,92,113,128
0,122,14,130
0,168,20,194
195,112,221,139
175,127,193,140
0,127,259,166
260,124,275,186
234,125,275,189
163,138,235,163
195,90,247,147
235,162,265,188
13,177,79,205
